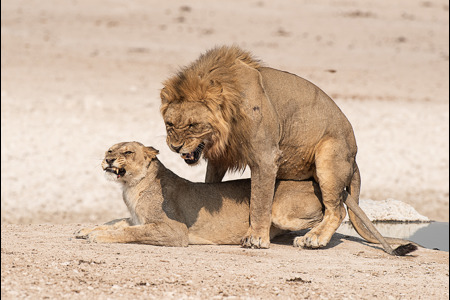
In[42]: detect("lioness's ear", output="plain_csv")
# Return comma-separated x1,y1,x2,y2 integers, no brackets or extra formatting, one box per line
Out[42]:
144,146,159,160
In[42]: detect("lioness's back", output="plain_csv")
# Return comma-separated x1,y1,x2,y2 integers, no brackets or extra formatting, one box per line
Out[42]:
184,179,324,245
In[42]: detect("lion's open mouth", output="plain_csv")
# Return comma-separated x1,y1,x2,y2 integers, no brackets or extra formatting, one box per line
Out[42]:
181,143,205,165
105,167,126,178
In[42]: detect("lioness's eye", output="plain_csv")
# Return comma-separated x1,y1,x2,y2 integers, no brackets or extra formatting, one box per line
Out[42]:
107,150,112,153
124,151,134,155
166,122,174,127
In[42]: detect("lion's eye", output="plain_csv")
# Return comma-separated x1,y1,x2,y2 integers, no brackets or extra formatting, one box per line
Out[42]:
124,151,134,155
107,150,112,153
166,122,174,127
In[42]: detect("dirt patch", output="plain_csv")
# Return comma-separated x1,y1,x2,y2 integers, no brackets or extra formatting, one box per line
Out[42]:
1,224,449,299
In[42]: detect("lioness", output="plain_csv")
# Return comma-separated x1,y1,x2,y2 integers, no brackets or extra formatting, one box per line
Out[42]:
160,45,363,249
76,142,416,256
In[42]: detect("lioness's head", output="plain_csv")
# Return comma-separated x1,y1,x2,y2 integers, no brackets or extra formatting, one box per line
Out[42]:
102,142,159,183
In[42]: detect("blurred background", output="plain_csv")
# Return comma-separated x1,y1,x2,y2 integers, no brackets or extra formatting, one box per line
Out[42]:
1,0,448,224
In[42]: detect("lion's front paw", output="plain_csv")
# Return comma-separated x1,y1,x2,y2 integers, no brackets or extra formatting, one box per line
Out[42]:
241,235,270,249
241,229,270,249
293,231,331,249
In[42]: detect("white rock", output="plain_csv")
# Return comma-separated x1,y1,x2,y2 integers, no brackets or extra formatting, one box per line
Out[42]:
343,199,430,222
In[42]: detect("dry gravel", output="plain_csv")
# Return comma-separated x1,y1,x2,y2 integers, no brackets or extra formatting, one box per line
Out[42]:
1,224,449,299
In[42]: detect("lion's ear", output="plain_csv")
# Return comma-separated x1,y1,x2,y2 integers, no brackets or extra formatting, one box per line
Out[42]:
144,146,159,160
160,87,170,104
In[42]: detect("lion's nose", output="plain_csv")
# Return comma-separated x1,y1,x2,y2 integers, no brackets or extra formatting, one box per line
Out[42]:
106,158,116,165
171,144,183,153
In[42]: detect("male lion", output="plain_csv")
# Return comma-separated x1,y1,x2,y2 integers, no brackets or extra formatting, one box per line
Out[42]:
160,45,363,249
75,142,416,256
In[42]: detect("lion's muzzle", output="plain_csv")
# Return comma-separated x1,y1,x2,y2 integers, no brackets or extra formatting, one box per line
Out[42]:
181,143,205,165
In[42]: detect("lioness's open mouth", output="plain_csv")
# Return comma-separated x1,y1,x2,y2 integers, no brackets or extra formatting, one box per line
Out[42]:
105,167,126,178
181,143,205,165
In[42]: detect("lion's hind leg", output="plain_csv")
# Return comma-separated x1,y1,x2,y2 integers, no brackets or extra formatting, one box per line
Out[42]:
297,140,353,248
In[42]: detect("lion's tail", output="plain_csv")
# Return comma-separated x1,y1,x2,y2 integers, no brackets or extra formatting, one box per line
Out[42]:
345,164,418,256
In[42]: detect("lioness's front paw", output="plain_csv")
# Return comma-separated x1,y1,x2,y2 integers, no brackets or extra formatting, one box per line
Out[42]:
86,231,109,243
74,228,94,239
294,231,331,249
86,230,122,243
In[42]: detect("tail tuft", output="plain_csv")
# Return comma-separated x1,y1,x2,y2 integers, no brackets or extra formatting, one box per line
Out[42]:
392,243,418,256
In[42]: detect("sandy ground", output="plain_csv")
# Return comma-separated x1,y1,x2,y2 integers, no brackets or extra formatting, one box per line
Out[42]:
1,0,449,299
1,224,449,300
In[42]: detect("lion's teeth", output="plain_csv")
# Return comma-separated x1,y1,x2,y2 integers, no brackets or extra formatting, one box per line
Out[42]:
181,152,196,160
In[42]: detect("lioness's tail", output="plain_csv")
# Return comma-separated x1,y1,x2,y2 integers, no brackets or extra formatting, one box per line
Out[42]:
346,164,418,256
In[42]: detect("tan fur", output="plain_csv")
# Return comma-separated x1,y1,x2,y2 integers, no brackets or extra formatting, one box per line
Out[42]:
160,45,361,249
75,142,417,256
75,142,323,246
160,46,260,170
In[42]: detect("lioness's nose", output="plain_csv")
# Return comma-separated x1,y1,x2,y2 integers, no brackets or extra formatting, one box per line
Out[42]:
106,158,116,165
171,144,183,153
